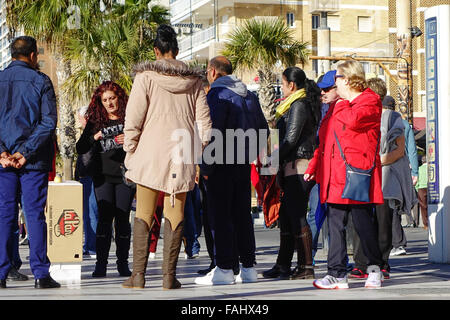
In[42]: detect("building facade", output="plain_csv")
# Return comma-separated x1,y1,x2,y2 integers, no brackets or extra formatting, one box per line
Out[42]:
170,0,390,83
387,0,450,130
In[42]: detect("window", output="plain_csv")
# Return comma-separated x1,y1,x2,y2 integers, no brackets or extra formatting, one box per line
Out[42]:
38,60,45,69
312,15,320,29
358,16,372,33
361,62,370,73
327,15,340,31
38,47,45,55
286,12,295,28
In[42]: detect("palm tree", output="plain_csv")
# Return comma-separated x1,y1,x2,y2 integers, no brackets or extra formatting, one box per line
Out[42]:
7,0,169,179
6,0,98,180
63,0,169,102
222,17,310,124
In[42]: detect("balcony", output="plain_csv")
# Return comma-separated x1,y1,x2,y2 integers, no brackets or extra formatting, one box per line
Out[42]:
170,0,212,23
309,0,340,14
178,25,215,60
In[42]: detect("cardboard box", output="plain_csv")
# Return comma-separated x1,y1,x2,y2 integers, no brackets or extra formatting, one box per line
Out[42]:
45,181,83,263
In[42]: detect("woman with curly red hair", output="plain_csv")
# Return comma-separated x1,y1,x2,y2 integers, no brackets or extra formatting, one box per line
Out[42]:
76,81,135,278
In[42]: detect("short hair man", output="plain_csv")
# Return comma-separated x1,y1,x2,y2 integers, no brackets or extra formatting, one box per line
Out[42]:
195,56,268,285
0,36,60,289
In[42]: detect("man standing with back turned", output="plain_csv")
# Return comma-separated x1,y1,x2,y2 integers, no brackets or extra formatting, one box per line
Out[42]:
195,56,268,285
0,36,60,289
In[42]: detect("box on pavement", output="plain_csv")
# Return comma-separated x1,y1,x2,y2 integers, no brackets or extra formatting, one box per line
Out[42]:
45,181,83,284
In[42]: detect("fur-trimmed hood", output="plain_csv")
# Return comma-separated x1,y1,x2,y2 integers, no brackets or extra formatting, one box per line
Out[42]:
133,58,204,94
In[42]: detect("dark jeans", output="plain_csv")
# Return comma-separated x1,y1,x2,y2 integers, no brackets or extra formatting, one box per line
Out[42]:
184,184,202,257
93,179,135,265
353,199,393,272
276,174,315,266
279,174,315,236
327,203,382,278
0,168,50,280
199,176,215,267
207,165,255,269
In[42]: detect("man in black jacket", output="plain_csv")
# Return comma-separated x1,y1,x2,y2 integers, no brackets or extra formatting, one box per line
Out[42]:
195,56,268,285
0,36,60,289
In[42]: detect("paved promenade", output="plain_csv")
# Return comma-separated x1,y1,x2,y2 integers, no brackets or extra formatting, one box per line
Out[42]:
1,218,449,302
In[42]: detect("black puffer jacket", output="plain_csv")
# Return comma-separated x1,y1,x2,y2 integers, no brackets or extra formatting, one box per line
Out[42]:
276,98,318,165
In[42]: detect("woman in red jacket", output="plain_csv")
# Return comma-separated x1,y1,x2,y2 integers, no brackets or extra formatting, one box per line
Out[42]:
304,60,384,289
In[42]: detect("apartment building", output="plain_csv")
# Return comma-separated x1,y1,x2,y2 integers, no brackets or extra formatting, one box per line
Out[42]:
387,0,450,130
170,0,390,83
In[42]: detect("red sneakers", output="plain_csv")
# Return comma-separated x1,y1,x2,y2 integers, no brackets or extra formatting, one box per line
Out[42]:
349,268,368,279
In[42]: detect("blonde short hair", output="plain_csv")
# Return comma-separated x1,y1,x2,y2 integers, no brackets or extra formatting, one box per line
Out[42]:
367,77,387,101
337,60,367,92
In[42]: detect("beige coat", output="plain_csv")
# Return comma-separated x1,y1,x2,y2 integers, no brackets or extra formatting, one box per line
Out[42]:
123,59,211,204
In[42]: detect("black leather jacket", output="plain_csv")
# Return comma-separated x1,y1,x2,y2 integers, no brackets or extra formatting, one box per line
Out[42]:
276,98,318,165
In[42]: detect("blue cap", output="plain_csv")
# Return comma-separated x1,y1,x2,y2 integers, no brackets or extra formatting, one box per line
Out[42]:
317,70,337,89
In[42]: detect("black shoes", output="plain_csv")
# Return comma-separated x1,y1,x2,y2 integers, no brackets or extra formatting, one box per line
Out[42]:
262,264,291,280
117,262,132,277
7,267,29,281
92,263,107,278
0,279,6,288
34,275,61,289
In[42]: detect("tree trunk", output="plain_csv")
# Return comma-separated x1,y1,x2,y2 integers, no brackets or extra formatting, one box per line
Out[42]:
257,69,278,126
54,53,76,181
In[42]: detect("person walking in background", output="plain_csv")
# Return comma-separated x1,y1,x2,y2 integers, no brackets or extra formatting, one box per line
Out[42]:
195,56,268,286
416,156,428,230
262,67,321,280
381,96,417,257
75,106,99,259
305,60,384,289
0,36,60,289
148,192,164,259
122,24,211,290
76,81,135,278
307,70,340,263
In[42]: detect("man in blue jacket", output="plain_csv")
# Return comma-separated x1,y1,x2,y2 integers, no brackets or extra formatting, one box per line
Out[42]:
195,56,269,285
0,36,60,289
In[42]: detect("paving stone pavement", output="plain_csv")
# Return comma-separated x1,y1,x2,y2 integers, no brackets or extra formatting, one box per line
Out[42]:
1,218,449,302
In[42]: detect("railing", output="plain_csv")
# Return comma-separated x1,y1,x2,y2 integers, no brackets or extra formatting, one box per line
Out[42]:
309,0,340,13
170,0,212,20
178,25,215,54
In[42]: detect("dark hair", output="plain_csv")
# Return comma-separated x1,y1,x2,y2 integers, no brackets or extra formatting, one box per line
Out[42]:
11,36,37,59
282,67,306,90
154,24,179,55
283,67,322,131
209,56,233,76
87,81,129,132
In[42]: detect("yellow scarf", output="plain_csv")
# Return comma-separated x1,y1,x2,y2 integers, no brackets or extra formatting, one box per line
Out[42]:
275,88,306,121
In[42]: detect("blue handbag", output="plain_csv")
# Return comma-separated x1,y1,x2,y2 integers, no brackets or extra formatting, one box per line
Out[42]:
334,131,379,203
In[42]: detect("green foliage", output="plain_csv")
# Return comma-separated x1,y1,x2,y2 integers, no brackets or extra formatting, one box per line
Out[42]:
222,17,310,73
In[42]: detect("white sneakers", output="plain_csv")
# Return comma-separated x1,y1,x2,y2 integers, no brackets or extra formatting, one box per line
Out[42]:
236,266,258,283
313,275,349,289
195,266,258,285
364,265,382,289
314,265,382,290
195,267,235,285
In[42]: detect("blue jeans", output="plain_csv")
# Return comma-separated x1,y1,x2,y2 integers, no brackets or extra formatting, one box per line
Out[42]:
184,184,202,257
307,184,321,258
80,176,98,253
0,168,50,280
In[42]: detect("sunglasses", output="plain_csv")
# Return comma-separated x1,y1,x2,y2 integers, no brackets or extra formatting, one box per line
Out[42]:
334,74,344,81
322,86,336,93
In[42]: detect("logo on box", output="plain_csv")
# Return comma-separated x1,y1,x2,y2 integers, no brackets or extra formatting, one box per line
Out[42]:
54,210,80,237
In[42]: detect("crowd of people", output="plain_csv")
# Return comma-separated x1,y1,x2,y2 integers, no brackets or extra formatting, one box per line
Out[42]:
0,25,425,291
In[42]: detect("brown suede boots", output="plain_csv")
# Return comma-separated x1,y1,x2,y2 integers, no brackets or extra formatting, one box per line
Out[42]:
290,226,315,280
162,219,184,290
122,217,151,289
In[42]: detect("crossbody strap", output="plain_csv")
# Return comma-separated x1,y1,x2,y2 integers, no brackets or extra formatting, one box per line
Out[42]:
333,131,380,172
